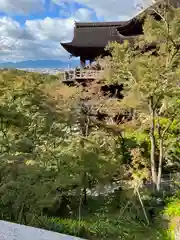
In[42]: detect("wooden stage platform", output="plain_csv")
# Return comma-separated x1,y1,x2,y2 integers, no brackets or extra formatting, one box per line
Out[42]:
62,69,104,82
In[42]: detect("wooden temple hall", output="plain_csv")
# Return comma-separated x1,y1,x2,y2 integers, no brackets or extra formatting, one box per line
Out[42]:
61,18,143,82
60,0,180,82
61,19,143,67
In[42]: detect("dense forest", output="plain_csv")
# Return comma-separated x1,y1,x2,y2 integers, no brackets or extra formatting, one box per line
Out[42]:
0,4,180,240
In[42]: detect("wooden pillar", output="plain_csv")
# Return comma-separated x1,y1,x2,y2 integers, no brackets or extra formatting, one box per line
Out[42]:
89,59,94,66
80,56,86,69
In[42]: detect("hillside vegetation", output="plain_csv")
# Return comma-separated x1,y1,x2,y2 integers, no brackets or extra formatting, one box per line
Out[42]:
0,4,180,240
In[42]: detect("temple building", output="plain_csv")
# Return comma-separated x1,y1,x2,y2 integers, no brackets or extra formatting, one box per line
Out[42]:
61,18,143,68
60,0,180,81
61,0,180,69
60,0,180,124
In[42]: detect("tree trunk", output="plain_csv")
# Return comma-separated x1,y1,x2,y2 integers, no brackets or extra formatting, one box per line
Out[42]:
150,132,157,186
157,138,163,191
83,186,87,205
79,102,89,206
156,121,172,191
149,97,157,188
83,172,87,205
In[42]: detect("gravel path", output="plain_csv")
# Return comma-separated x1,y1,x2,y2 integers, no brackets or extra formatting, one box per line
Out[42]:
0,220,85,240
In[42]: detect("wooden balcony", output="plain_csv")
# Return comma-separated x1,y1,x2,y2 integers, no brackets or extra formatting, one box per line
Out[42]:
63,69,104,82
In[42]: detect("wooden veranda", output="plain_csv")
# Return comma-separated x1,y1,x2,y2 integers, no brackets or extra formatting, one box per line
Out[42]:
63,69,104,82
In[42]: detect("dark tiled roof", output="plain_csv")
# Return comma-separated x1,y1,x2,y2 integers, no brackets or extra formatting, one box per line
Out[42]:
60,0,168,59
75,20,132,28
71,26,124,47
60,45,110,59
60,19,142,58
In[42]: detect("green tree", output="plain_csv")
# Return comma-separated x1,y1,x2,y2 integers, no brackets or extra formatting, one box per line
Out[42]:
0,69,125,222
105,5,180,191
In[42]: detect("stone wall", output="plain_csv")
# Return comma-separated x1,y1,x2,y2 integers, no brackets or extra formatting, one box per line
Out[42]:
0,220,85,240
170,217,180,240
174,217,180,240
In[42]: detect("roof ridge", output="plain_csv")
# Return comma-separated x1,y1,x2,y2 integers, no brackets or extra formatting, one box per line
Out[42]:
75,20,133,28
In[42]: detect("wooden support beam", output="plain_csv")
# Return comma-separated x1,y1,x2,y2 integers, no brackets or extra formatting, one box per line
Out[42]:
80,56,86,69
90,59,94,65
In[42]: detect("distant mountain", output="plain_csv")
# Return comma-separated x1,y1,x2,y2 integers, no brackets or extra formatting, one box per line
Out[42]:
0,60,79,69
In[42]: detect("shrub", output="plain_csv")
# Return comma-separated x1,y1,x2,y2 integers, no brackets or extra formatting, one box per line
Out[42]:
31,216,92,238
163,198,180,240
30,215,166,240
164,198,180,218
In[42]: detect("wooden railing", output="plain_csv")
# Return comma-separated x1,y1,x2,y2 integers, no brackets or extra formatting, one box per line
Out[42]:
63,69,104,81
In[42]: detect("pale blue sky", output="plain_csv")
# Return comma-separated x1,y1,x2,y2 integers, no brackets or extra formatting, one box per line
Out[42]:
0,0,152,62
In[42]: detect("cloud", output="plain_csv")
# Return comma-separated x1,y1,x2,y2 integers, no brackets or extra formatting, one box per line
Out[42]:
25,8,93,43
25,17,74,42
0,16,75,62
53,0,153,21
0,0,155,62
73,8,94,21
0,17,33,40
0,0,45,15
0,5,98,62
